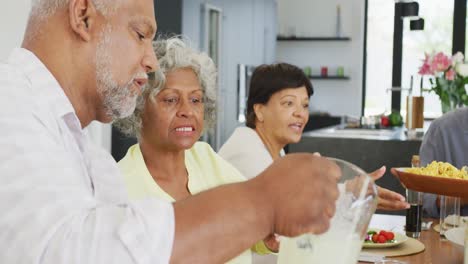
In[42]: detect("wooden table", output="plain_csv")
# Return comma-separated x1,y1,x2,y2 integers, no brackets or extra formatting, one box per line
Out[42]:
359,214,463,264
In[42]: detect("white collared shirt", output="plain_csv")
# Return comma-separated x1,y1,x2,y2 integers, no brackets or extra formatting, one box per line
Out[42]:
0,48,174,264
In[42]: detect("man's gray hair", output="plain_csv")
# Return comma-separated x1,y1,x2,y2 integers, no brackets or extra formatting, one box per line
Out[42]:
114,36,218,139
30,0,117,19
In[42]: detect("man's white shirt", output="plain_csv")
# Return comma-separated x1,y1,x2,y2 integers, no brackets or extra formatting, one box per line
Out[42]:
0,48,174,264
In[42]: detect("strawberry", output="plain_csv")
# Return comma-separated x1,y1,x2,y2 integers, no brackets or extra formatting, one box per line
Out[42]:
377,235,387,243
372,234,379,243
386,231,395,240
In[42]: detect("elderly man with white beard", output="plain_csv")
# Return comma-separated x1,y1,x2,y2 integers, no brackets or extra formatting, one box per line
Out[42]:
0,0,342,263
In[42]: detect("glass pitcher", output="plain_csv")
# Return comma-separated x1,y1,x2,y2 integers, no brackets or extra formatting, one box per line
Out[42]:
277,158,378,264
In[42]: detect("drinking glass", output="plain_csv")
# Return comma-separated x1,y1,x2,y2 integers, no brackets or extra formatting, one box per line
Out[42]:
405,189,422,238
440,195,461,239
277,158,378,264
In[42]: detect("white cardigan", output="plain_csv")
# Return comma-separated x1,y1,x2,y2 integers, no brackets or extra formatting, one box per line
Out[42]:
219,127,285,180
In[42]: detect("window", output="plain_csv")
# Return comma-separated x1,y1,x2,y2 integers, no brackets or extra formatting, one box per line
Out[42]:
365,0,456,119
401,1,454,119
201,4,222,149
364,0,394,116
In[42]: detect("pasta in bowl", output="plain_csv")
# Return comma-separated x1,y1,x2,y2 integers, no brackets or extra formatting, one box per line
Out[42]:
391,162,468,198
405,161,468,180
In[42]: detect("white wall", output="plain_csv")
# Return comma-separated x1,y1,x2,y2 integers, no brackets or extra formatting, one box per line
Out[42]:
1,1,31,62
182,0,277,146
276,0,365,117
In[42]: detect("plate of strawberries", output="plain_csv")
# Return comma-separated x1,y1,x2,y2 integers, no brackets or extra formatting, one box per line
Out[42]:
362,229,408,249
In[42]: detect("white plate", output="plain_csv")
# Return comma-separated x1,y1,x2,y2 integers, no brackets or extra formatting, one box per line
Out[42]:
445,227,465,247
362,229,408,249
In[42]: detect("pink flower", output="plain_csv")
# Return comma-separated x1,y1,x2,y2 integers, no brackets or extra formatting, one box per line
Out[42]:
418,62,433,75
418,53,434,75
431,52,452,72
445,69,456,80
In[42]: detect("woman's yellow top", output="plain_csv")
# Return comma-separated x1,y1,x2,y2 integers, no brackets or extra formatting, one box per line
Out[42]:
118,142,271,264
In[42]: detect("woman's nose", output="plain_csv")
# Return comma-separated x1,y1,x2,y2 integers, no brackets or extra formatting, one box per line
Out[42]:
294,107,307,118
176,99,194,118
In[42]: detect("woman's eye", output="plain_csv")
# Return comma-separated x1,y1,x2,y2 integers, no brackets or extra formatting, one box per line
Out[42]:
303,103,309,108
191,98,202,104
283,101,293,106
164,98,178,104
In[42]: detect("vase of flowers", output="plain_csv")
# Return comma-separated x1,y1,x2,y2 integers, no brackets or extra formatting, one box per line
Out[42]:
418,51,468,113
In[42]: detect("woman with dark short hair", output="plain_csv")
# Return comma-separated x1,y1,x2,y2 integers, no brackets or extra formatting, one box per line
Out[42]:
245,63,313,130
219,63,312,263
220,63,312,178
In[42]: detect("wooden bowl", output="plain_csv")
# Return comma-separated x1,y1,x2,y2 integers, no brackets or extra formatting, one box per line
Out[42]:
391,168,468,198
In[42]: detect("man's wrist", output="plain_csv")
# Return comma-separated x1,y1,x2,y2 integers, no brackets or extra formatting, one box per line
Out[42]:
244,176,275,235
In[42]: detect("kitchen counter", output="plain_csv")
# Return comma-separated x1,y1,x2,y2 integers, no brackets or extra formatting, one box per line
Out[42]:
302,123,426,141
289,124,428,215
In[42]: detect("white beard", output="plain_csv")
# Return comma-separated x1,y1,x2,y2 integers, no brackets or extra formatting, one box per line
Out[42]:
95,25,139,120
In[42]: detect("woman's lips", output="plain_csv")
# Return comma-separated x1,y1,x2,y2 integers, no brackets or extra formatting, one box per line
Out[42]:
289,123,304,132
174,126,196,136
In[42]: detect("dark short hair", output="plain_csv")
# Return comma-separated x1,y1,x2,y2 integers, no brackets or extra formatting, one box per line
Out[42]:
246,63,314,128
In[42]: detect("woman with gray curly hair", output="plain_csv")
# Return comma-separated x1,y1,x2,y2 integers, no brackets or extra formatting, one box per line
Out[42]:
115,37,276,264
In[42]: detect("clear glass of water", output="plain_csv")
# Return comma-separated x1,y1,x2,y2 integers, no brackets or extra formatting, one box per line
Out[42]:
277,157,378,264
440,195,461,239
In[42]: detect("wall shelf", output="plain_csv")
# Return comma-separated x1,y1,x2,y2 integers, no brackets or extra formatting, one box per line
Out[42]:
309,75,350,80
277,36,351,41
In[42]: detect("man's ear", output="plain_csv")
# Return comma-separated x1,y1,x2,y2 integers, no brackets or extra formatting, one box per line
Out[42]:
69,0,98,42
253,104,264,122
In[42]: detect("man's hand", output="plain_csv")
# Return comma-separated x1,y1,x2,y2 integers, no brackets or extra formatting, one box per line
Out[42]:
370,166,410,211
253,153,341,238
171,153,339,263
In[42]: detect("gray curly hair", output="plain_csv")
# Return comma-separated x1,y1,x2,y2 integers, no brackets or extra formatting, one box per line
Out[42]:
114,36,217,138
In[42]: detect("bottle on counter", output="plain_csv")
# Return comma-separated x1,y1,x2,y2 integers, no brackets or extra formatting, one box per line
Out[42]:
411,155,420,168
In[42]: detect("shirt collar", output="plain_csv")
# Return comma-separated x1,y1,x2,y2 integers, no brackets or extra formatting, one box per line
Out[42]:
8,48,77,120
